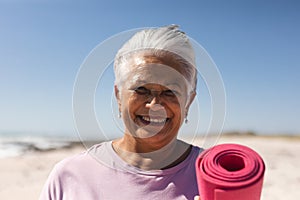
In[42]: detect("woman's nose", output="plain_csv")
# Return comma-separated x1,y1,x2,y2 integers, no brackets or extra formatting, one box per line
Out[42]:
146,96,164,111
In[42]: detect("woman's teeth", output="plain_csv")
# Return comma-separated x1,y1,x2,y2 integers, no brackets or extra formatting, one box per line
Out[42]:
142,116,167,123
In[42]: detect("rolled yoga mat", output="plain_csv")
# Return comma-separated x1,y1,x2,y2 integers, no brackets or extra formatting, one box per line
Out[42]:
195,143,265,200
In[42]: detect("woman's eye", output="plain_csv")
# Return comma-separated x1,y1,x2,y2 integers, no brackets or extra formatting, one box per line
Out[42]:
134,87,150,95
163,90,177,97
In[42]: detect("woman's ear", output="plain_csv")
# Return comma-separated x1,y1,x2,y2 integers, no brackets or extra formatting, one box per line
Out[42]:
114,85,121,108
186,90,196,112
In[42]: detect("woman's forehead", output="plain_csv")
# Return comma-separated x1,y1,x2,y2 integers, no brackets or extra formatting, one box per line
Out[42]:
126,52,193,80
126,63,191,91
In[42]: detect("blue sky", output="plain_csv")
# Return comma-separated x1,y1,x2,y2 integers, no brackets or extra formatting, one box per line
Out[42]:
1,0,299,137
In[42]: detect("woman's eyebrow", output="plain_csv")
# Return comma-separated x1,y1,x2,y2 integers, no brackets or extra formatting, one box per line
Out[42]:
165,83,185,91
133,80,147,86
127,80,147,89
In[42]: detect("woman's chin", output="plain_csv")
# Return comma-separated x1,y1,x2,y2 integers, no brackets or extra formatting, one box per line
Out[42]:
134,125,176,142
131,126,157,138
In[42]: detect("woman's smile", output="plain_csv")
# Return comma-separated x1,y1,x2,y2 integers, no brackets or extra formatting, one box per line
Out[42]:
138,115,168,125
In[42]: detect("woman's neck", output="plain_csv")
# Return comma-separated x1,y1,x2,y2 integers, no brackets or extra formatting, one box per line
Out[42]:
112,137,192,170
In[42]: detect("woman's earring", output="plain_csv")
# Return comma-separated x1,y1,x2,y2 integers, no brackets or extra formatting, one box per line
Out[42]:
184,111,188,124
118,111,122,118
185,117,188,124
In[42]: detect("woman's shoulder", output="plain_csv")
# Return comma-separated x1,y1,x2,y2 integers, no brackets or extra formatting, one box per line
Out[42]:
191,144,204,155
53,141,111,173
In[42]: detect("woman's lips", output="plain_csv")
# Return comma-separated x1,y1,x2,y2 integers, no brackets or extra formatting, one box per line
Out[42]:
137,115,169,126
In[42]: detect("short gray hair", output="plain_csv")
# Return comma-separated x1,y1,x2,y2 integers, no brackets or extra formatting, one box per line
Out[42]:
114,25,197,92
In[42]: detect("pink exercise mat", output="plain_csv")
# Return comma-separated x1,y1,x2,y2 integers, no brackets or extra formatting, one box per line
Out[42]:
195,143,265,200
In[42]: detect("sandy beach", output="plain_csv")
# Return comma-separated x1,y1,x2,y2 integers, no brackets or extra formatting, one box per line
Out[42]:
0,135,299,200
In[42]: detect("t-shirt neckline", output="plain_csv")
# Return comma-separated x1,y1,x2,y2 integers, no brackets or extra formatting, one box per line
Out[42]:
106,141,199,176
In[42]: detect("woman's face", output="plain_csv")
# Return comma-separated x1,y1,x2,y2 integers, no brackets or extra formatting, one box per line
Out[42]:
116,54,195,147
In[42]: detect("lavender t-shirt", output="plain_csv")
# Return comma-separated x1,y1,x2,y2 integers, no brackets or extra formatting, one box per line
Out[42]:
39,141,202,200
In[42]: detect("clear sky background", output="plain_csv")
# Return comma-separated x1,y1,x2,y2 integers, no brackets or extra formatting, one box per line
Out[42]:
1,0,299,138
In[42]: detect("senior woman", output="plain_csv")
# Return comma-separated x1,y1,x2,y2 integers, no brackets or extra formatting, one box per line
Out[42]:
40,25,203,200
